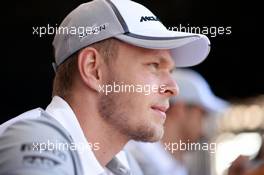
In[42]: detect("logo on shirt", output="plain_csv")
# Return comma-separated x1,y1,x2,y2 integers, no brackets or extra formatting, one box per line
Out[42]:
20,142,67,168
23,155,61,168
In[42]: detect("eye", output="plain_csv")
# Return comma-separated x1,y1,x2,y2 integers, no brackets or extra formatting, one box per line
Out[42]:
148,62,159,69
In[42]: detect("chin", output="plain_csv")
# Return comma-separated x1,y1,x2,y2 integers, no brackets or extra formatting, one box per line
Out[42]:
137,123,164,142
149,126,164,142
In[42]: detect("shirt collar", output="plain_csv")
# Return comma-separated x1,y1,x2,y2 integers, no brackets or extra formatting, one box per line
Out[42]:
45,96,130,174
46,96,105,175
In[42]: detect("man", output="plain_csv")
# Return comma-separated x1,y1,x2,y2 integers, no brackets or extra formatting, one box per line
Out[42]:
126,69,228,175
164,69,228,175
0,0,210,174
163,69,228,146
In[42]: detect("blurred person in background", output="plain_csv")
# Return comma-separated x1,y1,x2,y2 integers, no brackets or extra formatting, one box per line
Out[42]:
227,96,264,175
126,69,229,175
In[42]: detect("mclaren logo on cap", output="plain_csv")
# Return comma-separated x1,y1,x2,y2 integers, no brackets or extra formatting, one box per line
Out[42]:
140,16,160,22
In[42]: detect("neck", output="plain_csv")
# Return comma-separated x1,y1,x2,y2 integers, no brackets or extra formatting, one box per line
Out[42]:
68,94,128,167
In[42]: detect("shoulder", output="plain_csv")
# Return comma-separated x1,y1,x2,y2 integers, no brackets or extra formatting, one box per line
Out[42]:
0,108,78,175
0,108,42,135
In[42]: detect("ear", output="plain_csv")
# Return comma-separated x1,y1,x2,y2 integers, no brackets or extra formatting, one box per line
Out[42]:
77,47,103,92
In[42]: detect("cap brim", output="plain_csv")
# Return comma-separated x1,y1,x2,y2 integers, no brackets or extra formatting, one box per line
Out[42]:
114,31,210,67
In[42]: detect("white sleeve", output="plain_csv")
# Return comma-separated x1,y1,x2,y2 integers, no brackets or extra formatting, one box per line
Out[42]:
0,118,77,175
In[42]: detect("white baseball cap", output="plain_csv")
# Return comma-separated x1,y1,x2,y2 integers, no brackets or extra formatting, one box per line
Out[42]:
170,69,229,113
53,0,210,67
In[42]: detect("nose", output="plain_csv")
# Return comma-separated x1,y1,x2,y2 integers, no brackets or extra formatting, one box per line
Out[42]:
159,75,179,97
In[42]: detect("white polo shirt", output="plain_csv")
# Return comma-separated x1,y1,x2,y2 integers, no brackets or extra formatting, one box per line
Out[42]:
0,96,130,175
46,96,130,175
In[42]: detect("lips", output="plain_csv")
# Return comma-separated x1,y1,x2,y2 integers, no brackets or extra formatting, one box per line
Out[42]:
151,105,169,119
151,105,169,113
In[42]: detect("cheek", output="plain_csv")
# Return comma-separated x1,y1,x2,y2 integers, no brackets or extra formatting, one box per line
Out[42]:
124,94,159,129
131,65,161,87
127,93,150,118
114,67,162,96
108,68,158,120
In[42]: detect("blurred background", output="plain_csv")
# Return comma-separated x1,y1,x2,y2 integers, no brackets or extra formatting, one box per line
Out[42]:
2,0,263,175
